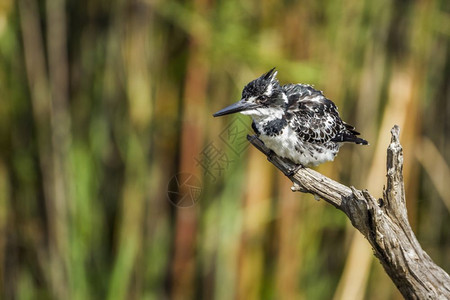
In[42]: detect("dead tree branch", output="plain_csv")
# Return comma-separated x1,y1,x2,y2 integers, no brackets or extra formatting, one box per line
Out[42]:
247,125,450,299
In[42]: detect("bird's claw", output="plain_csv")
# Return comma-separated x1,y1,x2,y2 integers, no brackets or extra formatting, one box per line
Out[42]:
266,151,303,177
286,164,303,176
267,150,277,162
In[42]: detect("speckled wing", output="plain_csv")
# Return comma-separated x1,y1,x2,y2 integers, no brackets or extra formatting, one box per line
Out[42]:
283,84,347,144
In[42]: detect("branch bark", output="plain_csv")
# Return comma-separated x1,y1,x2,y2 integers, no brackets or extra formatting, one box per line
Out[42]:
247,125,450,299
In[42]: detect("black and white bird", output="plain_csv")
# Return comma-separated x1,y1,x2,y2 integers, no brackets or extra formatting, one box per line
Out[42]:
213,68,368,167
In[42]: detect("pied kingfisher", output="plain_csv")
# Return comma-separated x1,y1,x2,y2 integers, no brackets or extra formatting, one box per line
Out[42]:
213,68,368,167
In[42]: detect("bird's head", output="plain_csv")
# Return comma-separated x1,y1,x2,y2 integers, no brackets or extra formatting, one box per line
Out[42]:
213,68,287,120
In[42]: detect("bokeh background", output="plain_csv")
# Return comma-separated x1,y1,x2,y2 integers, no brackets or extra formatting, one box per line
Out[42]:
0,0,449,299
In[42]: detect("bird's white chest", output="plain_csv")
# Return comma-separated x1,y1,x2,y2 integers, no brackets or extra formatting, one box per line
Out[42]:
257,123,338,166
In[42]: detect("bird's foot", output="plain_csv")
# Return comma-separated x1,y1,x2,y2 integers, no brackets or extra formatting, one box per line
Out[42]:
266,150,303,176
267,149,277,163
286,163,304,177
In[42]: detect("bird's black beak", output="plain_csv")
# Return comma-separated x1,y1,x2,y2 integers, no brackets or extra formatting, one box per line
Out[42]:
213,99,257,117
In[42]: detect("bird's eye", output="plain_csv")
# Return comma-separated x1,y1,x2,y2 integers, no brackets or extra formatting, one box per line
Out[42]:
259,95,268,101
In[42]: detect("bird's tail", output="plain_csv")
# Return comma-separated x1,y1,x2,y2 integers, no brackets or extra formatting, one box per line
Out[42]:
332,123,369,145
348,135,369,145
332,133,368,145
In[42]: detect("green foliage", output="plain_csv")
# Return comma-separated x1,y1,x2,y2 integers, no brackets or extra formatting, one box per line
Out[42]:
0,0,449,299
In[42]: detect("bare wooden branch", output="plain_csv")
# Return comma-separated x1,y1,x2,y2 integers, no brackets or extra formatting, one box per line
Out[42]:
247,125,450,299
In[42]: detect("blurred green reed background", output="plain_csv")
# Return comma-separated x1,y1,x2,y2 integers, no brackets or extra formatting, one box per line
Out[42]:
0,0,449,299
